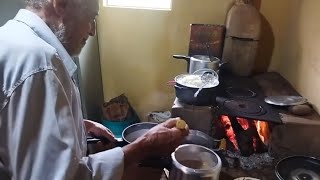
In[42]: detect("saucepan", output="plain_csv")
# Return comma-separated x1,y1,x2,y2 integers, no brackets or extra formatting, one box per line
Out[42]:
87,122,222,169
87,122,221,150
87,122,158,146
173,55,223,74
121,124,222,169
174,70,220,106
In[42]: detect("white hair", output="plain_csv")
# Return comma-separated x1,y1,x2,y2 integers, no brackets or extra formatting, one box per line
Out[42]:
25,0,84,9
25,0,50,9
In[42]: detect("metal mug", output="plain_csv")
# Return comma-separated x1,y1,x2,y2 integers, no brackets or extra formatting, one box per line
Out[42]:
169,144,222,180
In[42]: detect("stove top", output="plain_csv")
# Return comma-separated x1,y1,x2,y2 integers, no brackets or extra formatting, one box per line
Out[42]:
216,74,282,124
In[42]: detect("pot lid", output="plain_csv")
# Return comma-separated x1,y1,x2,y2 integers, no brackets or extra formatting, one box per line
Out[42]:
275,156,320,180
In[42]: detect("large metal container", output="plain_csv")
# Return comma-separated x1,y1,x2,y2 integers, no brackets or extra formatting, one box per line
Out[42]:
173,55,221,74
169,144,222,180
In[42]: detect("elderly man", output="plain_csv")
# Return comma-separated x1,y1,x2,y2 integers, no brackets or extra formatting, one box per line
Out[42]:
0,0,188,179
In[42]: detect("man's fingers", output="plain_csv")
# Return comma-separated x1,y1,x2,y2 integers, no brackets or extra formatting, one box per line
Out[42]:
163,117,181,128
170,126,189,137
163,118,189,138
182,124,189,137
101,130,116,142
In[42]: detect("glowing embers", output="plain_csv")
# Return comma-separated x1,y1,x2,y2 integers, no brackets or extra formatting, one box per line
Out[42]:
220,115,270,156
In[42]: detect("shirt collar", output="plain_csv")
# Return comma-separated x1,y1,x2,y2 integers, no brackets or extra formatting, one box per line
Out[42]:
13,9,77,77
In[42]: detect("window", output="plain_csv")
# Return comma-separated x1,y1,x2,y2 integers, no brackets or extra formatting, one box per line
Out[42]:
103,0,172,11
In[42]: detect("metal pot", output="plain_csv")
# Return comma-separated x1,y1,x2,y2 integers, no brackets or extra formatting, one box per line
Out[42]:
169,144,222,180
86,122,157,154
275,156,320,180
173,55,222,74
174,73,219,106
122,122,157,143
183,130,220,150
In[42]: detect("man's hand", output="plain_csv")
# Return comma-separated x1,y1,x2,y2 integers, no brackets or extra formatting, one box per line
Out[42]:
84,120,116,151
122,118,189,165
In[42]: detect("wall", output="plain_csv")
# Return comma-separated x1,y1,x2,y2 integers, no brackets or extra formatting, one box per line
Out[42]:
97,0,292,120
79,35,105,121
278,0,320,112
0,0,23,26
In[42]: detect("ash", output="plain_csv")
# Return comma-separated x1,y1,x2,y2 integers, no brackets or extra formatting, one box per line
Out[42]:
225,151,274,170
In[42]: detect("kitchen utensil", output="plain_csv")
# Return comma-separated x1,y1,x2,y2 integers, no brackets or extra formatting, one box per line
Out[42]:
183,130,220,150
264,96,308,106
87,122,157,151
86,135,123,145
169,144,222,180
86,135,126,155
173,55,222,74
275,156,320,180
174,73,219,105
206,43,213,61
121,122,174,169
122,122,157,143
193,81,209,98
234,177,260,180
188,24,225,60
193,72,215,98
222,0,261,77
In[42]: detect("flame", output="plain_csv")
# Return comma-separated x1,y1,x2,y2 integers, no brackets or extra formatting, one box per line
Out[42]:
255,120,270,145
220,116,271,153
236,117,250,130
221,115,239,150
253,137,257,151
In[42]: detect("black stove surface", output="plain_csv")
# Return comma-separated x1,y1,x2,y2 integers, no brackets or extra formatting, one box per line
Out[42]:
216,74,282,124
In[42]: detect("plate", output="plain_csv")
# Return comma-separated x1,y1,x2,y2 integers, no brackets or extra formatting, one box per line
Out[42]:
264,96,308,106
234,177,260,180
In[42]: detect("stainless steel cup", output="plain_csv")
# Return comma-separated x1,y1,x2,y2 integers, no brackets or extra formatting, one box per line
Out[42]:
169,144,222,180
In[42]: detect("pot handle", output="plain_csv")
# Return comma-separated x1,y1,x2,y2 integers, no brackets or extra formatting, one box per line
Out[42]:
173,55,190,63
86,135,126,147
138,157,172,170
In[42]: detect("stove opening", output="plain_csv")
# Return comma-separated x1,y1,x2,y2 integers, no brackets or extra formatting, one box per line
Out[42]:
220,115,271,156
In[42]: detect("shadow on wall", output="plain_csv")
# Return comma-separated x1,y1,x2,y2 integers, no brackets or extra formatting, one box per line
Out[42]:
253,14,275,74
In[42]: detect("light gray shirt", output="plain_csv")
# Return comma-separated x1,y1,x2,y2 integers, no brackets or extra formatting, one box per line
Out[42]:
0,9,124,180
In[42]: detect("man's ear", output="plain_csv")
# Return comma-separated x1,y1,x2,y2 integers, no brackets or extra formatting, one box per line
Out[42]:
52,0,67,17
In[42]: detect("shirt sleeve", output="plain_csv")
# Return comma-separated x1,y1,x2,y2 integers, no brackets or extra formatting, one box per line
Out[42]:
2,70,124,180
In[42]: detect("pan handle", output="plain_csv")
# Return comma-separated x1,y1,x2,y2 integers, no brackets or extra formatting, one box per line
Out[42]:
173,55,190,63
86,135,125,147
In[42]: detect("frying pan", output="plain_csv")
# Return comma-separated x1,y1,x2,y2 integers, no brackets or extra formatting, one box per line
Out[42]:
86,122,222,169
87,122,220,149
122,122,158,143
275,156,320,180
87,122,157,146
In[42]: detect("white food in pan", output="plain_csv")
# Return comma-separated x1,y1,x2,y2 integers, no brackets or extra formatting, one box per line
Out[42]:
177,75,219,88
